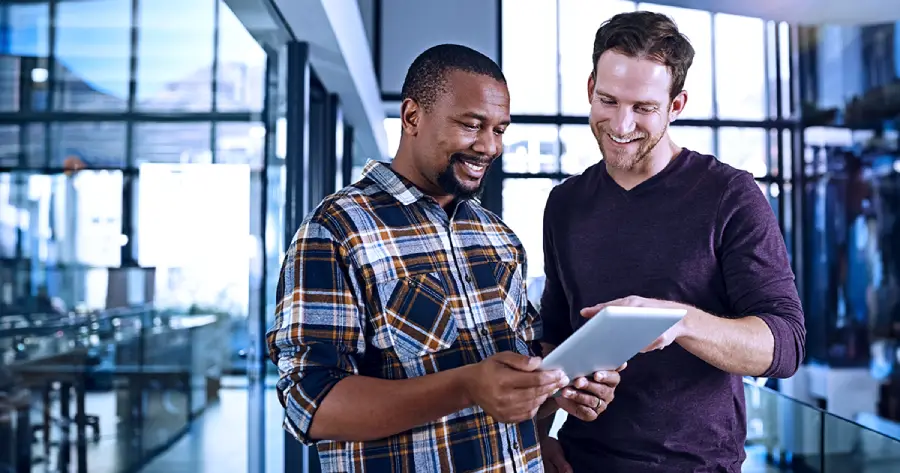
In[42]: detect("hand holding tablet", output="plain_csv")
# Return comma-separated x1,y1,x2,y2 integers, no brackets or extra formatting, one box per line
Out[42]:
541,305,687,384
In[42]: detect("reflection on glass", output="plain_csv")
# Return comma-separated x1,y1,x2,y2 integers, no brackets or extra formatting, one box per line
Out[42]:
502,124,559,173
718,127,768,177
136,0,215,111
0,2,51,112
559,124,601,175
0,126,45,168
133,123,212,165
216,2,266,112
50,122,127,168
638,3,714,119
502,0,558,115
668,125,714,156
558,0,635,116
54,0,132,111
502,178,558,303
714,13,766,120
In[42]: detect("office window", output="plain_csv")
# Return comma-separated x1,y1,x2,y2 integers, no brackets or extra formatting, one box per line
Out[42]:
558,0,635,116
53,0,132,111
714,13,766,120
216,122,265,169
216,1,266,112
50,122,126,167
779,22,792,118
559,124,601,175
0,125,44,167
502,124,559,173
502,178,558,303
384,117,401,158
668,126,714,156
133,122,212,164
637,4,713,119
718,127,768,177
502,0,558,115
136,0,216,111
1,2,50,113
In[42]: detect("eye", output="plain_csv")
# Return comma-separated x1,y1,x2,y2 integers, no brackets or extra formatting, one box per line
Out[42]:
494,127,507,136
461,122,479,131
636,106,657,114
600,97,616,105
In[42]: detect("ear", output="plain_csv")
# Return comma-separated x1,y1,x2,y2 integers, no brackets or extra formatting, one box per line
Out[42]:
587,73,595,104
668,90,688,123
400,98,421,136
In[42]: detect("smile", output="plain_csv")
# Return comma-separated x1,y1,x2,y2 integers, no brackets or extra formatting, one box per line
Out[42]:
608,133,642,144
463,162,486,173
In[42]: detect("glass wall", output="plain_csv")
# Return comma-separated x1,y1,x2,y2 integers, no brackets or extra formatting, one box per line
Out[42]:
0,1,292,472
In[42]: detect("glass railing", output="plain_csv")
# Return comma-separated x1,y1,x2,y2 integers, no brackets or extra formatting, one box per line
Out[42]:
0,305,232,473
744,379,900,472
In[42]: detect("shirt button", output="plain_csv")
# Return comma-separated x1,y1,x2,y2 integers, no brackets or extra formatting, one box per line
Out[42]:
480,328,489,336
465,274,471,282
513,442,519,450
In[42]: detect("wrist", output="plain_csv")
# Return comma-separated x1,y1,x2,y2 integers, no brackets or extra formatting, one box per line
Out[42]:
537,397,559,419
453,364,477,409
678,307,706,343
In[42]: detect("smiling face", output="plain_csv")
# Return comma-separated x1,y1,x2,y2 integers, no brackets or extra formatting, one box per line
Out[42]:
404,69,510,201
587,49,686,172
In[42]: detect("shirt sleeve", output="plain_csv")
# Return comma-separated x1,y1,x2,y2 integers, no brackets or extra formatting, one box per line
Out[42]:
267,218,366,445
717,172,806,378
539,187,574,348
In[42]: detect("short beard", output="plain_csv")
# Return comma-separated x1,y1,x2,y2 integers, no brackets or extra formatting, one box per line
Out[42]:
597,122,666,172
436,153,490,200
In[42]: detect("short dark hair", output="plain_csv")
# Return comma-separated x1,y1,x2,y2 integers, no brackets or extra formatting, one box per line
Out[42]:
400,44,506,112
592,11,695,100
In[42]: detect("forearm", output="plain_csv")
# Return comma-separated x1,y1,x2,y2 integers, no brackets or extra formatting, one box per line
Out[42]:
536,400,558,440
678,308,774,376
307,366,474,442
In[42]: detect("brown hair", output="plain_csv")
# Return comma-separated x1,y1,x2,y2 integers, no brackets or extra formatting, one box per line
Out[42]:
592,11,695,100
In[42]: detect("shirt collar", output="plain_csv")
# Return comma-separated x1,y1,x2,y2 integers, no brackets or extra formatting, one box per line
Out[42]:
361,159,428,206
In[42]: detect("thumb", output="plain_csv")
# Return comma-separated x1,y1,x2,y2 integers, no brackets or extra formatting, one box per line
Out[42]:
494,351,542,371
580,304,604,318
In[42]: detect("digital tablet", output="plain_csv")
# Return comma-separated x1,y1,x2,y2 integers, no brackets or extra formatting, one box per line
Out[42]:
540,306,686,384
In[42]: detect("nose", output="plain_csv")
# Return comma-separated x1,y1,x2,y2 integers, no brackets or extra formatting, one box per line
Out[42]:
472,129,502,158
610,107,636,136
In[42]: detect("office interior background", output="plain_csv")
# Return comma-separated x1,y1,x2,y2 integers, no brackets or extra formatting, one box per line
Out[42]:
1,0,900,472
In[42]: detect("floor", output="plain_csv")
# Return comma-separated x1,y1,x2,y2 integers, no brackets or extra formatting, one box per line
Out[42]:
20,382,900,473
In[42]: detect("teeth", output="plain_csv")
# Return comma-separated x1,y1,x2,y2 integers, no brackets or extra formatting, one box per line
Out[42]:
464,162,485,172
609,134,639,144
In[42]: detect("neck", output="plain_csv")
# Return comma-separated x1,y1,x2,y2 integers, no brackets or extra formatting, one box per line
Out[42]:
607,137,682,191
391,144,456,208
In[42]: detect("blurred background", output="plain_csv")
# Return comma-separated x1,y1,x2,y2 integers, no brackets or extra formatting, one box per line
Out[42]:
1,0,899,472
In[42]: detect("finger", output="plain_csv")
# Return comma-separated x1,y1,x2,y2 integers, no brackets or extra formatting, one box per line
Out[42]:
616,362,627,371
507,368,568,389
559,387,604,408
557,397,599,422
494,351,542,372
640,337,663,353
593,370,621,387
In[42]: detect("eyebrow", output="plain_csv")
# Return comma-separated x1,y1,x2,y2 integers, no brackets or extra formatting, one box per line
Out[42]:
595,89,660,108
460,112,510,127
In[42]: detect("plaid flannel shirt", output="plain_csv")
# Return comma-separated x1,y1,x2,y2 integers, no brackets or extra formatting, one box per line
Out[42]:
268,160,545,472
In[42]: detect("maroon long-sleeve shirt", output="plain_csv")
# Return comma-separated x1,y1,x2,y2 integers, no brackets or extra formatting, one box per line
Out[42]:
539,148,806,472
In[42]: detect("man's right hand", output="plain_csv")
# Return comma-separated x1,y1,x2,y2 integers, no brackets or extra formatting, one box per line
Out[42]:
541,437,572,473
461,351,568,423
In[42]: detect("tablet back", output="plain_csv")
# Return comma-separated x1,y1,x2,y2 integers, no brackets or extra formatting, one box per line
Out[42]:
540,306,686,382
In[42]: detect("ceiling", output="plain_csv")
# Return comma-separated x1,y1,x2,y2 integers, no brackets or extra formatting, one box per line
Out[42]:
654,0,900,25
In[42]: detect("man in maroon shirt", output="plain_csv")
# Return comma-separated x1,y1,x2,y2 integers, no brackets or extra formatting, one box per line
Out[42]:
537,11,806,473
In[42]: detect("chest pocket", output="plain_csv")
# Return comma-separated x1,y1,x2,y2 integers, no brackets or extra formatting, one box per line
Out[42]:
470,258,526,330
375,269,458,361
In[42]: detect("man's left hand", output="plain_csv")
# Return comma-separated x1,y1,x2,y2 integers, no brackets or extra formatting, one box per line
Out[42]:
555,365,624,421
581,295,691,353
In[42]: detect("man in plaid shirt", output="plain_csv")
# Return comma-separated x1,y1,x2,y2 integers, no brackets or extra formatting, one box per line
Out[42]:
268,44,622,472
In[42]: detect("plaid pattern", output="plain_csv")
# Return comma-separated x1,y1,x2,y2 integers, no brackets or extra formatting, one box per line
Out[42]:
268,160,544,472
